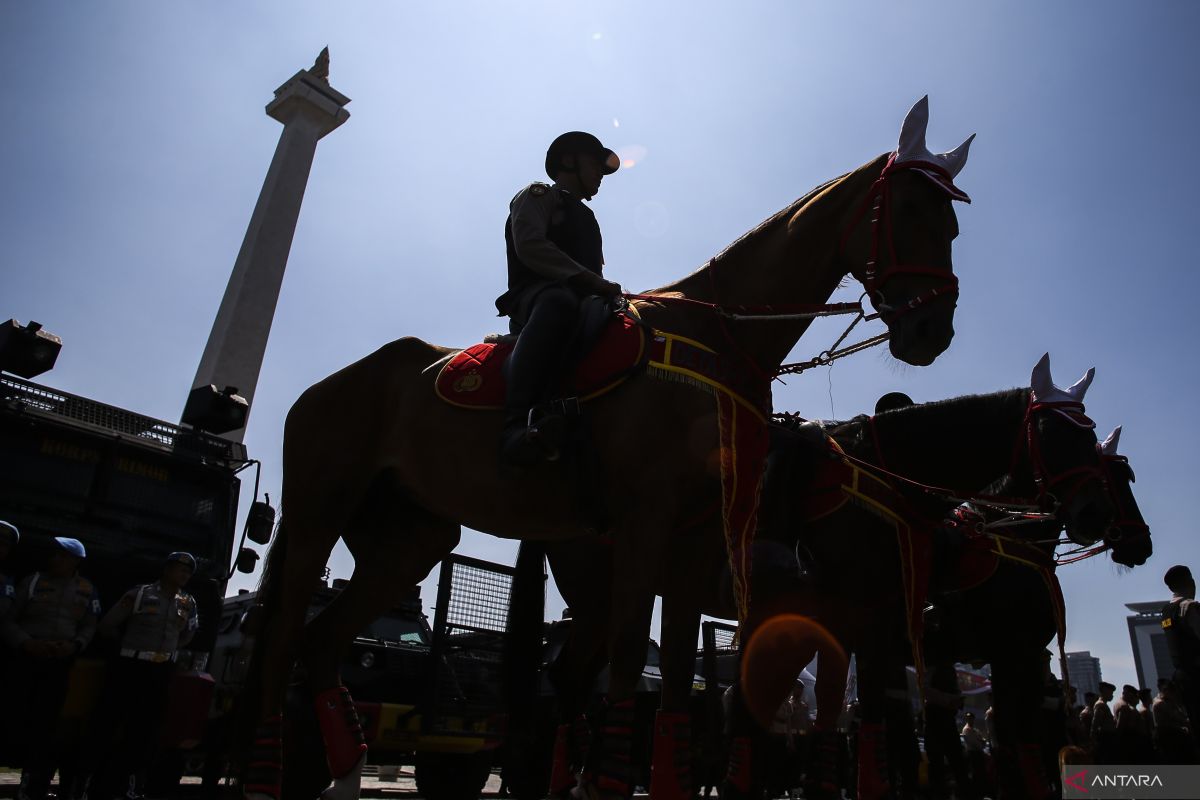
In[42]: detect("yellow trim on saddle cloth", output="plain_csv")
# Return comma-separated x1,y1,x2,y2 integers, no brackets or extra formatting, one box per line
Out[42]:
834,454,928,700
644,330,767,422
642,328,770,626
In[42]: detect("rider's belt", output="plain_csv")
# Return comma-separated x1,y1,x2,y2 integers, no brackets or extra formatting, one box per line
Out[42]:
120,648,176,663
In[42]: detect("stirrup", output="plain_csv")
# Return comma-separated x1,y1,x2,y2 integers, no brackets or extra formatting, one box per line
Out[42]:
502,408,566,466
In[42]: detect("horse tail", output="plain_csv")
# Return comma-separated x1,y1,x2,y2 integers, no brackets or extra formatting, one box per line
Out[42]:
502,541,548,776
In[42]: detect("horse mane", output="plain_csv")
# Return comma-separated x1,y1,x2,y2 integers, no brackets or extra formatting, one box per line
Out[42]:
826,388,1032,461
641,167,857,297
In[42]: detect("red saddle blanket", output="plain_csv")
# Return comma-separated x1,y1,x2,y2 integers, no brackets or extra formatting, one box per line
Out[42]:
435,312,646,409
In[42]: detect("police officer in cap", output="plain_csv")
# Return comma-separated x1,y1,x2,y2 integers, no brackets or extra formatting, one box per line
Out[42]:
84,552,199,800
1,536,100,800
494,131,623,467
1163,564,1200,745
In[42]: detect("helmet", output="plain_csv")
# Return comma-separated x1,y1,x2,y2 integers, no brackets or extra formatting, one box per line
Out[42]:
0,520,18,546
53,537,87,558
165,551,198,573
545,131,620,181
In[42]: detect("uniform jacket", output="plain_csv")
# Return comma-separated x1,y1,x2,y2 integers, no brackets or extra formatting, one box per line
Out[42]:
99,580,198,653
1,571,100,651
497,181,605,316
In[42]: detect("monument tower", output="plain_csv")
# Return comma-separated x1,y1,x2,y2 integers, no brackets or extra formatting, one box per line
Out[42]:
186,49,349,441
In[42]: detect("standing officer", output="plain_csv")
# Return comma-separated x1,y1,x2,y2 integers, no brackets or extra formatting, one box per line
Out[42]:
1162,564,1200,745
84,551,199,800
1,536,100,800
0,521,19,767
494,131,623,467
0,520,17,620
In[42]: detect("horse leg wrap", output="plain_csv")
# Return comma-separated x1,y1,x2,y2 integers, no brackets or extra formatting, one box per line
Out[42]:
584,698,636,798
314,686,368,779
722,735,753,795
549,723,574,796
855,721,891,800
807,728,841,800
244,714,283,800
1016,743,1051,800
649,711,692,800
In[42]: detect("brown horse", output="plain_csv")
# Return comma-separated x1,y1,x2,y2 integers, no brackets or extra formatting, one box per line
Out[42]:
242,97,973,800
531,355,1132,799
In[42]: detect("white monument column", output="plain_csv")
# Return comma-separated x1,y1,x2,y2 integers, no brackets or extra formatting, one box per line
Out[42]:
187,49,349,441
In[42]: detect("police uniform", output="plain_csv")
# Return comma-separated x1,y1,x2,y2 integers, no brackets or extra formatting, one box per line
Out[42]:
86,578,198,799
1162,593,1200,743
1,565,100,794
496,131,620,467
496,181,608,323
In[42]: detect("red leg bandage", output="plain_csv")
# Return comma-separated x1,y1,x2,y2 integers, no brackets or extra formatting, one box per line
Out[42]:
856,721,891,800
649,711,691,800
313,686,367,779
244,714,283,800
549,723,573,795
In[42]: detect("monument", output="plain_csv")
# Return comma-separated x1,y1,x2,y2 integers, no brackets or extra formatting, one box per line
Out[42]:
187,48,349,441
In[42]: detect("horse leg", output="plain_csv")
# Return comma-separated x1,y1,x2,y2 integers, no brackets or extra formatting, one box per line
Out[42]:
301,500,461,800
246,520,343,800
990,657,1054,800
650,592,700,800
578,517,672,800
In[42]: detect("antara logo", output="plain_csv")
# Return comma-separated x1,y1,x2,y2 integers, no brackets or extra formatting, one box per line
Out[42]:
1064,770,1088,792
1092,773,1164,788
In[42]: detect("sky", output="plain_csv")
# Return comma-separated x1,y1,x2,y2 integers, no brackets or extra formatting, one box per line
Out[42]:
3,1,1198,694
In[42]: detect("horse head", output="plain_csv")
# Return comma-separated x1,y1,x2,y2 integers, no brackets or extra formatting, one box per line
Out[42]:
841,96,974,366
1024,353,1116,546
1096,426,1152,567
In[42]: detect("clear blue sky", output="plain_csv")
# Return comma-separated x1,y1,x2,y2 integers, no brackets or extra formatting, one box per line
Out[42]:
3,2,1198,692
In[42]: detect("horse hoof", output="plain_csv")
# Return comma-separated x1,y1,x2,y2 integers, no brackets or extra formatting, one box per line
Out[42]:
320,753,366,800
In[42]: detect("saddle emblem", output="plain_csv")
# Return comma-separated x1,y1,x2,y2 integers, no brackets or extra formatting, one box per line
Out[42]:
453,371,484,393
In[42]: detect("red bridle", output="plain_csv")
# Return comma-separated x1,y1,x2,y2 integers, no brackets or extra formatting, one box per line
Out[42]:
1097,453,1150,545
840,155,962,325
1015,400,1108,514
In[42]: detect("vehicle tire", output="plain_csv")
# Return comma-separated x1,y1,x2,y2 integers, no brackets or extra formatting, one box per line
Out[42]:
414,751,493,800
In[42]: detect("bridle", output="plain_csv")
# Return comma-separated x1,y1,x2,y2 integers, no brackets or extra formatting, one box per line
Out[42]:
840,154,962,325
1096,452,1149,547
1014,400,1107,515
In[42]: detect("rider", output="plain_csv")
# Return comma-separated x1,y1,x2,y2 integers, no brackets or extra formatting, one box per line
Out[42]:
495,131,623,467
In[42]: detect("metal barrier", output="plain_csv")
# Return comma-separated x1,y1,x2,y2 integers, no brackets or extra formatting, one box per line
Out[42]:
425,554,518,737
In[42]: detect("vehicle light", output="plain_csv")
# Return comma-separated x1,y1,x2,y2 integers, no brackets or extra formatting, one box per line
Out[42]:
360,652,376,669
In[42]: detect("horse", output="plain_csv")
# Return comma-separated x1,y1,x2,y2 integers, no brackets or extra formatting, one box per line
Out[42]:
902,426,1150,800
526,354,1126,799
241,96,974,800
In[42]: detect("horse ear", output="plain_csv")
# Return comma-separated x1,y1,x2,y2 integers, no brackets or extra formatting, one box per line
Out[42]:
941,133,976,179
1031,353,1054,401
1065,367,1096,403
1101,426,1123,456
897,96,931,162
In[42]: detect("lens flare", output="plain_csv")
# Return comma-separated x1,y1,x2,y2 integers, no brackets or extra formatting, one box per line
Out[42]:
740,613,847,729
616,144,648,169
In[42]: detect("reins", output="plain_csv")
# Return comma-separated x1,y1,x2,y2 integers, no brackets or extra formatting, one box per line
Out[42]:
622,154,962,381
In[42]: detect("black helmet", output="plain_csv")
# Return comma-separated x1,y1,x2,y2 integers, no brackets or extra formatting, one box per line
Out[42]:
165,551,197,573
0,520,17,546
545,131,620,181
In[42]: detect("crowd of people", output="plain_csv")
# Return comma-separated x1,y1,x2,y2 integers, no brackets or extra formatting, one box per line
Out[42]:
0,520,199,800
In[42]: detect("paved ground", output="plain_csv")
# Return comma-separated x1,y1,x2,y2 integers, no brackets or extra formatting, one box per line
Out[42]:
0,770,510,798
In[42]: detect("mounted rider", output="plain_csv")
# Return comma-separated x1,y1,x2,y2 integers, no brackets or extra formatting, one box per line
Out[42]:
495,131,623,467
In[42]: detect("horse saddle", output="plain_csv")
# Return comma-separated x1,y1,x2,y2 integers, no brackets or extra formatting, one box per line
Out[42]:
434,302,647,410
